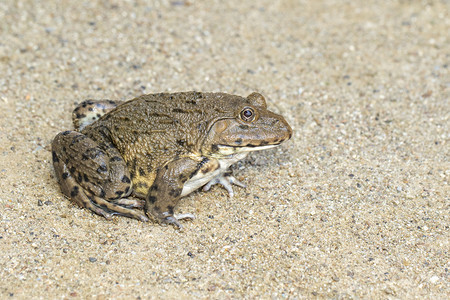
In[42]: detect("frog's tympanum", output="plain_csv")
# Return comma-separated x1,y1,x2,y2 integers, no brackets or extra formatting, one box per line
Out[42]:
52,92,292,228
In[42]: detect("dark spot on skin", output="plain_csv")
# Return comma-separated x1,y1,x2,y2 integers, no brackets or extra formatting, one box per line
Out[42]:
62,131,71,136
76,113,86,119
69,166,76,173
201,166,213,174
129,170,135,179
96,113,101,117
71,134,87,145
239,124,249,130
193,92,203,99
88,107,93,111
172,108,185,113
124,186,130,194
115,191,123,197
86,100,94,105
110,156,122,162
70,186,79,197
176,139,186,146
52,151,59,163
167,205,174,215
150,184,158,191
153,206,160,212
235,138,243,145
169,189,181,197
186,100,197,105
197,158,209,168
81,153,89,160
97,164,107,173
139,167,145,176
85,148,103,159
77,173,83,182
164,165,169,170
121,175,131,183
99,142,114,150
62,172,69,179
99,189,106,198
211,144,219,152
178,174,186,181
108,100,116,105
136,182,149,189
189,169,198,179
259,140,269,146
148,196,157,204
83,174,89,182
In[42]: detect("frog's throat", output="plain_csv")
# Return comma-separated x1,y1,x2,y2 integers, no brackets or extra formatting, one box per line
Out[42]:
216,144,279,156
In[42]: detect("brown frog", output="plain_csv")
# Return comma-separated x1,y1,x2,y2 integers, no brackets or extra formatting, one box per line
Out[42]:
52,92,292,228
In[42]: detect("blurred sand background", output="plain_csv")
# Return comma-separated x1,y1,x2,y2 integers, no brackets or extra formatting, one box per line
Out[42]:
0,0,448,298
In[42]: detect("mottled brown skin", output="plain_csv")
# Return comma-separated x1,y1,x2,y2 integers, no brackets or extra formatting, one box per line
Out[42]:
52,92,292,228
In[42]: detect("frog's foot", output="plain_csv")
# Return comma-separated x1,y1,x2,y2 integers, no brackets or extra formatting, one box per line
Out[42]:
203,172,246,197
72,99,124,131
162,213,196,229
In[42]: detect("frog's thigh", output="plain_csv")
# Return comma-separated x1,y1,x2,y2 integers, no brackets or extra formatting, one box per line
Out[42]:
52,130,131,198
52,131,147,221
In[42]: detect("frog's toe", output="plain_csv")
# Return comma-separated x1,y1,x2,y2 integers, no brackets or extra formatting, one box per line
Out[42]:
203,173,246,197
174,213,196,220
90,195,149,222
163,216,184,229
111,198,145,209
161,213,195,229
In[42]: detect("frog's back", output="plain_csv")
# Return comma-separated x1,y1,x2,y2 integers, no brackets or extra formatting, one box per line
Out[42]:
95,92,243,147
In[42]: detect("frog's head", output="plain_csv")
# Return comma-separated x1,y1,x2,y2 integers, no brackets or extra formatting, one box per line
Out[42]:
201,92,292,157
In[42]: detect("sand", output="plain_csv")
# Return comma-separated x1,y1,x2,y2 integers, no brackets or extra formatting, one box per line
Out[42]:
0,0,448,298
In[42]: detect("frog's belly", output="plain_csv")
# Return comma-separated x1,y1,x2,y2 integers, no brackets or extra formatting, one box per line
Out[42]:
181,153,248,197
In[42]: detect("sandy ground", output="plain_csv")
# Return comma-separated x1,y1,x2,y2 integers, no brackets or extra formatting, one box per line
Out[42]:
0,0,449,298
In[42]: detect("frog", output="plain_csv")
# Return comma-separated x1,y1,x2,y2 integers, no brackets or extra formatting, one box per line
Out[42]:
51,91,292,228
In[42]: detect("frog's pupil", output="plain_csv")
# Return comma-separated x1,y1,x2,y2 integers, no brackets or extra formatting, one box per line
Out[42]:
244,110,252,118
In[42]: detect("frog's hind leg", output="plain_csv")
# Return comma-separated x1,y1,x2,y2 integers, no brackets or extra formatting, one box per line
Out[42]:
52,130,147,221
72,100,124,131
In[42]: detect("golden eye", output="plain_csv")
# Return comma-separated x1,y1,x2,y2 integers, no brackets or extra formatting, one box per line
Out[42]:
240,107,255,122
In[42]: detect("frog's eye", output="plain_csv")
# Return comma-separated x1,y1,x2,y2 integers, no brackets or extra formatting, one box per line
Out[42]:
240,107,255,122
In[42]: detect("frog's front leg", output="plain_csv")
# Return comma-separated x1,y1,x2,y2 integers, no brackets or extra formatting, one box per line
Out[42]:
52,130,148,221
145,157,219,229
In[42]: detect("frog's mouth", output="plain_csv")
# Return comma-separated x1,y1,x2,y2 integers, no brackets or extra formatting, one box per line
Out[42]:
215,144,279,156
